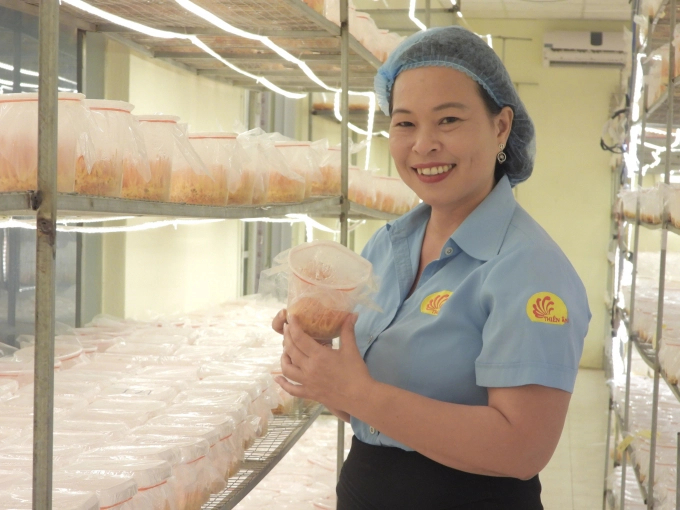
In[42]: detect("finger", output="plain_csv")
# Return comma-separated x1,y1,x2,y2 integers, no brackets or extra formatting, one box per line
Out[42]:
280,358,305,385
272,309,288,335
338,314,360,353
275,376,306,398
287,315,323,357
284,324,310,364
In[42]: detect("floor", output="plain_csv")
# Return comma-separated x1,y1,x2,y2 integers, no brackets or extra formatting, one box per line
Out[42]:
540,368,610,510
236,368,611,509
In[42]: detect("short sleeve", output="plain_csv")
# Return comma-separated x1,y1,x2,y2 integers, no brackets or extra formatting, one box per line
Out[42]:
475,244,591,393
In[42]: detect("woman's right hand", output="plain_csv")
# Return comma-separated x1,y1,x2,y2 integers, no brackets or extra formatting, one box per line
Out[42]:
272,309,288,335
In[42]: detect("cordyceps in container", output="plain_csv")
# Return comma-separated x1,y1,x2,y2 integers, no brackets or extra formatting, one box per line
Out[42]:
0,92,94,193
260,240,380,343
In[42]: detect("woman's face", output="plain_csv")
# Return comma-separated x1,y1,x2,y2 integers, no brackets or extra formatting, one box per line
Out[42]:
389,66,513,214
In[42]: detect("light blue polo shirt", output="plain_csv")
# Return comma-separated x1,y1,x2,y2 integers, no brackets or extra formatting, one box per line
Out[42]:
351,175,591,450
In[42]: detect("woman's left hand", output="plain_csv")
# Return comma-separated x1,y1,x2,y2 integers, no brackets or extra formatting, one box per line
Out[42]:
276,314,373,412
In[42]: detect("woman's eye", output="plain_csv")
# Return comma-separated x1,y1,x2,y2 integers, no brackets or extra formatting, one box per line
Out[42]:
393,121,414,128
441,117,459,125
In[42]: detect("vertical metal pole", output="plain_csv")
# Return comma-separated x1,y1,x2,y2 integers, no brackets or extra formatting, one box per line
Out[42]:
337,0,350,483
33,1,59,508
648,5,676,503
621,86,648,510
12,10,22,93
75,32,85,328
6,229,20,346
603,397,614,510
677,431,680,510
76,30,85,94
307,94,313,141
425,0,431,28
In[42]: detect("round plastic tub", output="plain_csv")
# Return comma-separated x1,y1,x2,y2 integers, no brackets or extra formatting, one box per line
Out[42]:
65,459,174,510
84,99,147,199
53,471,138,510
0,489,100,510
135,115,177,201
0,92,92,193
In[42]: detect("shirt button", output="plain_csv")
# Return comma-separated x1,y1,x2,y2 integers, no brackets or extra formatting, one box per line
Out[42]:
445,247,454,256
369,426,376,434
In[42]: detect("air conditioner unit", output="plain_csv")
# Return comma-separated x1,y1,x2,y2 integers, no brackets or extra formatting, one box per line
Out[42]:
543,31,626,68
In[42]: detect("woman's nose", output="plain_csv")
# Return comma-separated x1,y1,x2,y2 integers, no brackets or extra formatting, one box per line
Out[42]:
412,128,441,155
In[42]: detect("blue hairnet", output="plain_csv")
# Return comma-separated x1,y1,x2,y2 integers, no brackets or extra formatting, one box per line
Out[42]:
375,26,536,186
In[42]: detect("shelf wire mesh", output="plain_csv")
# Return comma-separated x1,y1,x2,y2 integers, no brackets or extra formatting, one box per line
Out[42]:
202,402,324,510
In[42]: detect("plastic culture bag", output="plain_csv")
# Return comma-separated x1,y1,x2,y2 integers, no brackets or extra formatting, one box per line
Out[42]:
348,166,376,209
168,123,216,205
640,186,664,224
78,100,140,197
186,132,242,206
262,240,378,342
135,115,179,201
0,92,94,193
313,141,365,196
238,129,305,204
275,141,324,199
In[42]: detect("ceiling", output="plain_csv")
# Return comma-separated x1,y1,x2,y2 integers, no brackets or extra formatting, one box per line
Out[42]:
353,0,632,21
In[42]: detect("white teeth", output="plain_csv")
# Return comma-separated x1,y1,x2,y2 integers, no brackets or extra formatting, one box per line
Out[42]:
415,164,453,175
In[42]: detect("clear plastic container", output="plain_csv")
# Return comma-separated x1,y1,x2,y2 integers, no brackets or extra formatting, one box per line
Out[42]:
127,435,213,510
53,471,138,510
135,115,177,201
286,240,376,341
0,379,18,402
14,341,85,370
65,459,174,510
18,379,100,403
275,142,323,199
77,100,138,197
168,124,218,205
89,397,168,418
314,146,341,196
67,408,152,429
185,132,238,206
0,92,93,193
3,392,89,414
106,342,179,357
348,167,376,209
668,185,680,228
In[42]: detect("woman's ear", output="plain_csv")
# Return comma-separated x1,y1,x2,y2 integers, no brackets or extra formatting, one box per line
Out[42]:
496,106,514,144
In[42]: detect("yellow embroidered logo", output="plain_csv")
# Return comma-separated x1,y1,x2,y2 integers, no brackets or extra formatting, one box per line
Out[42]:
421,291,453,316
526,292,569,325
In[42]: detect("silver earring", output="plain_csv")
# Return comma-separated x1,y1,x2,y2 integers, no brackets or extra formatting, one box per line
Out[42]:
497,143,506,164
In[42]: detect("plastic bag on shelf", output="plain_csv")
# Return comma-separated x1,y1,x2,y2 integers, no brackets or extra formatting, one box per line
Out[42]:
13,337,87,370
303,0,324,14
618,188,638,220
348,166,376,209
0,92,94,193
135,115,179,201
639,186,664,224
0,488,100,510
642,0,664,17
260,240,379,342
275,141,324,199
313,141,365,196
238,129,305,204
167,122,217,205
186,132,242,206
81,99,146,198
666,184,680,228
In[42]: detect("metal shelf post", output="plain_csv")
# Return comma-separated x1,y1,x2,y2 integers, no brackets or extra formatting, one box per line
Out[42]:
33,0,60,507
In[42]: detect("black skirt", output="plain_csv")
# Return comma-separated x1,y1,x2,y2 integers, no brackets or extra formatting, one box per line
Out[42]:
336,436,543,510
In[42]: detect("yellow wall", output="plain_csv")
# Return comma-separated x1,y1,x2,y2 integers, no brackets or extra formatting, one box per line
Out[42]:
100,38,246,319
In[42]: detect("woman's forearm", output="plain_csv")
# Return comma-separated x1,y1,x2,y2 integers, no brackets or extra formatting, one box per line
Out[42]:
325,405,350,423
343,380,566,480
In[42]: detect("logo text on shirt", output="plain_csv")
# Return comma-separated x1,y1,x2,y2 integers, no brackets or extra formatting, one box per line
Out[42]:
420,291,453,316
526,292,569,325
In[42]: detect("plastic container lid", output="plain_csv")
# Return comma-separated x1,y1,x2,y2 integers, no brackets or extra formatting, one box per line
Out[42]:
275,141,312,147
165,402,248,424
188,132,238,139
0,92,85,103
136,115,180,123
84,99,134,113
55,418,131,436
128,435,210,464
133,424,221,447
120,334,189,346
89,397,167,416
54,471,137,509
147,414,236,441
19,380,101,402
137,365,200,381
289,240,373,290
70,360,137,374
79,441,183,467
106,342,178,356
65,459,172,490
67,408,151,428
100,382,177,402
0,489,99,510
2,393,88,413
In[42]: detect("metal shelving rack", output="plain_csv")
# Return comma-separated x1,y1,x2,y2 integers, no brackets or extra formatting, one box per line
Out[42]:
15,0,394,507
606,0,680,507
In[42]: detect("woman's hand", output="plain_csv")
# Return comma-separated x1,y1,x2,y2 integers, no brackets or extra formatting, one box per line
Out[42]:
272,309,287,335
276,313,373,413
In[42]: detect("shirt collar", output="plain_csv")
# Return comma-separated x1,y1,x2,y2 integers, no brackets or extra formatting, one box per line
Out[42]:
386,175,517,261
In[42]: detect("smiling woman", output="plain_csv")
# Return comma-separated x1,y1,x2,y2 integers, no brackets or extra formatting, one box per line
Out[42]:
273,25,591,510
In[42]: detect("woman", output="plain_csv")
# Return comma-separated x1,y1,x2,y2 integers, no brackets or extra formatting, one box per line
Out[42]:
273,26,590,509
